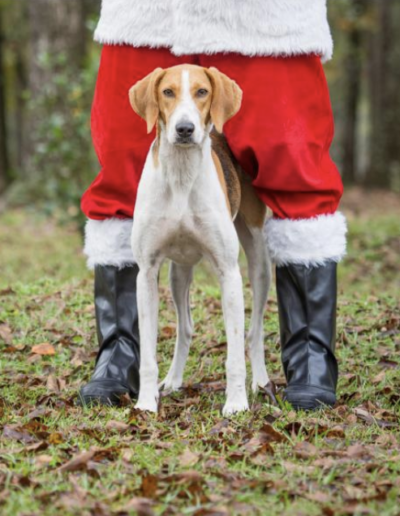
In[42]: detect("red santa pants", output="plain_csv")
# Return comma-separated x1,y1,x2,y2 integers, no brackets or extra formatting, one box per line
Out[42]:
82,46,347,269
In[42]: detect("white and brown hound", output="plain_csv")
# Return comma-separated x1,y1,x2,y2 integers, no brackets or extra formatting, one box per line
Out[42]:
129,64,271,415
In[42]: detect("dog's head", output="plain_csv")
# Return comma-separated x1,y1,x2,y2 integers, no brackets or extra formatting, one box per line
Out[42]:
129,64,242,146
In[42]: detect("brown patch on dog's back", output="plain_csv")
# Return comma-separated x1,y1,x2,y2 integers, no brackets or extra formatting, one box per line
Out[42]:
211,128,266,228
238,172,266,228
211,129,241,218
212,150,231,215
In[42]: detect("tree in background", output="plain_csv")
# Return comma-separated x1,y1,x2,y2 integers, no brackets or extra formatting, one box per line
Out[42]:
0,1,11,192
341,0,370,185
1,0,100,222
25,0,87,166
329,0,400,190
366,0,400,189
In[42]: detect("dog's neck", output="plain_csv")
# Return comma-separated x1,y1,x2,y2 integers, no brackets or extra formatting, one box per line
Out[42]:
157,129,212,190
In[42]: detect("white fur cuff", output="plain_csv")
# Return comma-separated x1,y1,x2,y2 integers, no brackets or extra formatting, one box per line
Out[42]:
84,218,135,269
265,212,347,267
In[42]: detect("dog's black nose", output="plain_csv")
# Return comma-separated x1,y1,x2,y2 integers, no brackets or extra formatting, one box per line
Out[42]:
176,122,195,138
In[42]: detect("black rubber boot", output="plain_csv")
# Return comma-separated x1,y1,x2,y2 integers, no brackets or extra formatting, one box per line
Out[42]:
78,265,140,406
276,262,338,410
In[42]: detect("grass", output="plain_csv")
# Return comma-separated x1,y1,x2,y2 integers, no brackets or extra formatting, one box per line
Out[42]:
0,187,399,516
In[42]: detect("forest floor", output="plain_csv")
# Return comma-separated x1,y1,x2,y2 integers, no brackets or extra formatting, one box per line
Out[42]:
0,187,399,516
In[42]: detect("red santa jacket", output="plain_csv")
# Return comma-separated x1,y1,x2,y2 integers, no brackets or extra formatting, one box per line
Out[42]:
94,0,333,62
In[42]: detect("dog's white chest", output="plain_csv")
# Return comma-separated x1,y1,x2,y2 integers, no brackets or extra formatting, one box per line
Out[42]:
151,188,209,266
132,140,231,269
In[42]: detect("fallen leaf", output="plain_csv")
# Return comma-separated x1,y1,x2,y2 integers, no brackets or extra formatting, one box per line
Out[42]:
3,425,37,444
179,448,200,467
58,449,96,473
346,444,370,459
372,371,386,384
309,492,332,504
258,382,278,405
120,497,155,516
0,287,15,296
354,407,375,425
31,343,56,356
35,454,53,468
259,423,287,443
48,432,64,445
140,472,158,498
293,441,318,459
326,425,345,438
0,324,12,345
46,375,61,393
105,420,129,432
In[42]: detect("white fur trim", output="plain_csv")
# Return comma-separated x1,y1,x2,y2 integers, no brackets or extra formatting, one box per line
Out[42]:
94,0,333,62
84,218,135,269
94,0,172,50
265,212,347,267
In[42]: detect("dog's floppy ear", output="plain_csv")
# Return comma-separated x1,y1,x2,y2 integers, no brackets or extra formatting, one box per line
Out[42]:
129,67,165,133
205,67,243,133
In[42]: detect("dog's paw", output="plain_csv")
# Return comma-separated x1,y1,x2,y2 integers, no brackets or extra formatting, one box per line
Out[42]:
159,373,183,392
222,399,249,416
251,366,270,394
135,396,158,413
251,376,270,394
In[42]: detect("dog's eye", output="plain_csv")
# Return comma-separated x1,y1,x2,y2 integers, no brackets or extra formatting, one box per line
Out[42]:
196,89,208,98
163,89,175,98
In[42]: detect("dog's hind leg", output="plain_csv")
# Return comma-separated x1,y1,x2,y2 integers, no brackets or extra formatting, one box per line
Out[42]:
235,214,271,393
159,262,194,391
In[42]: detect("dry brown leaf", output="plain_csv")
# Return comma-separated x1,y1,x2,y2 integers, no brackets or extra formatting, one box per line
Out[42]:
35,454,53,468
105,420,129,432
46,375,60,393
326,425,345,438
58,449,96,473
3,425,37,444
259,423,287,443
179,448,200,467
121,448,134,462
31,343,56,356
48,432,63,445
140,472,158,499
293,441,318,459
243,435,274,456
372,371,386,384
305,491,331,503
0,324,13,345
346,444,370,459
25,441,48,453
120,497,155,516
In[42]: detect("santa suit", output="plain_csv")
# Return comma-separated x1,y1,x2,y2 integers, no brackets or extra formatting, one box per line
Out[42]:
79,0,345,411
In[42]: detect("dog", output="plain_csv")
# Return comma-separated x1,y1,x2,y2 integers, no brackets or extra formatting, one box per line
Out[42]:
129,64,271,415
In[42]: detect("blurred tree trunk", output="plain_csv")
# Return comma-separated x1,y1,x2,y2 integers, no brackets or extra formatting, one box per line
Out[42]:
83,0,101,19
23,0,87,170
14,42,28,170
365,0,394,188
28,0,86,91
341,0,366,184
0,3,8,193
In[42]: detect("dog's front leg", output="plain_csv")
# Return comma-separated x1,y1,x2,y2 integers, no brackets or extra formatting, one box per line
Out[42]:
135,266,160,413
219,265,249,416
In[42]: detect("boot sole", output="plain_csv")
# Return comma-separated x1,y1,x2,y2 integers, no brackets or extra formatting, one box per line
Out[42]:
77,379,137,407
284,386,336,411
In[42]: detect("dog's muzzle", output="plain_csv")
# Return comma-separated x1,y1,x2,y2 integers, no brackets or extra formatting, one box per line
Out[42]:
175,122,195,145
